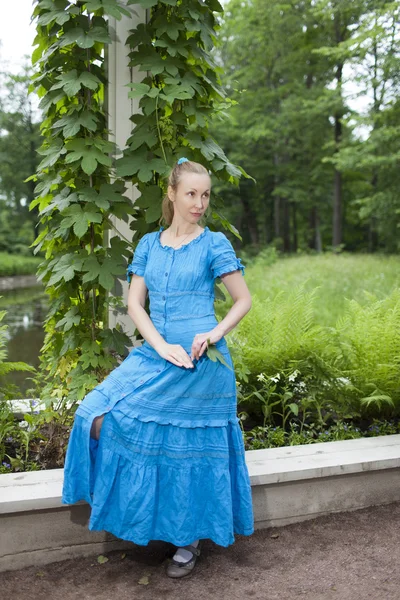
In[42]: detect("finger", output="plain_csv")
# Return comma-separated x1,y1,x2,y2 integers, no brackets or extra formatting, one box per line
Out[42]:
183,355,194,368
175,352,193,369
198,340,208,358
193,338,204,360
168,355,184,367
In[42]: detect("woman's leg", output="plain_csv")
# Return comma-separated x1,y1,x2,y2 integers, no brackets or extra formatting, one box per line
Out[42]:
90,415,105,441
172,539,200,563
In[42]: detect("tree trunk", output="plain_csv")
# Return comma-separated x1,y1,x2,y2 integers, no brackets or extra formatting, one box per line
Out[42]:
239,181,259,245
332,163,342,248
332,9,344,249
309,206,323,252
291,202,298,252
282,197,290,252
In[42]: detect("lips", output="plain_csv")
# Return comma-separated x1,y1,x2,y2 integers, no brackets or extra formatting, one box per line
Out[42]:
191,213,202,217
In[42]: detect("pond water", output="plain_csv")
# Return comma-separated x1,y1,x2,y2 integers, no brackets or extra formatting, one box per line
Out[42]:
1,287,47,398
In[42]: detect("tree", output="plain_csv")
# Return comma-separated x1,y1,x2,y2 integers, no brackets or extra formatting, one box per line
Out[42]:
0,65,42,253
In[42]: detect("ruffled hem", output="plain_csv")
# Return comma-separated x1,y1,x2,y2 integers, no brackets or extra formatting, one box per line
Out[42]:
213,257,245,279
112,408,241,429
157,226,209,253
88,517,255,549
126,264,144,283
62,410,255,547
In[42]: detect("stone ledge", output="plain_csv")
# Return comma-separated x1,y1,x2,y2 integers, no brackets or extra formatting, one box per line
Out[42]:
245,433,400,485
1,434,400,572
1,434,399,515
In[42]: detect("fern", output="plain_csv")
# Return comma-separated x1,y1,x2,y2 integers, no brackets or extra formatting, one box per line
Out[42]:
331,289,400,416
233,283,322,377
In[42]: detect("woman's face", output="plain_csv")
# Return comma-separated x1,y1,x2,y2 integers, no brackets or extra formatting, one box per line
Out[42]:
168,172,211,225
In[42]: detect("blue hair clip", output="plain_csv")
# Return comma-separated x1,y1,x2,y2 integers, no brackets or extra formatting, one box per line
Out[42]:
177,157,189,165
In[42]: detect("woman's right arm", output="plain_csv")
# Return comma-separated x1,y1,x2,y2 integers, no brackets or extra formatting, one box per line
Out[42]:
127,274,194,369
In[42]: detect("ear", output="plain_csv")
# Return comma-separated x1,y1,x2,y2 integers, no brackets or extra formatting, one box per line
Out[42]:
168,185,175,202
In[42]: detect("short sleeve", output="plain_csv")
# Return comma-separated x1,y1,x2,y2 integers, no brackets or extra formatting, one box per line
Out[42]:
126,234,149,283
209,231,245,279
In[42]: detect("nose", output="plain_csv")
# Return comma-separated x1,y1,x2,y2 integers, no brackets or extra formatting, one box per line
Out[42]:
194,196,205,209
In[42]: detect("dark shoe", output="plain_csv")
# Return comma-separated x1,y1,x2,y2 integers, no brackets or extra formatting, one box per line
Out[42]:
166,543,201,579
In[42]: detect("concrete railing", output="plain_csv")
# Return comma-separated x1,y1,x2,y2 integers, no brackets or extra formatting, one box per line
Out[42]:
0,275,40,291
1,434,399,572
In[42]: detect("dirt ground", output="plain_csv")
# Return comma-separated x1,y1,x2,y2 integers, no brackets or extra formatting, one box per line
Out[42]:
1,502,399,600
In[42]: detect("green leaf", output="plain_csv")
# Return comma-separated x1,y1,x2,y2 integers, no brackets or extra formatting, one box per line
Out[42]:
97,555,109,565
65,138,112,175
126,82,151,98
55,307,81,332
206,343,232,370
60,204,103,238
135,185,163,208
144,202,162,223
100,328,131,354
82,254,125,290
206,0,224,13
60,25,111,49
51,70,101,96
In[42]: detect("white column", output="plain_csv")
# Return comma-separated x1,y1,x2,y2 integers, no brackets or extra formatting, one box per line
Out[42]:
107,3,146,340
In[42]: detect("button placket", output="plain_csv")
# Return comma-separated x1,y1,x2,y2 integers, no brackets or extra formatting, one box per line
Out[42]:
163,251,174,328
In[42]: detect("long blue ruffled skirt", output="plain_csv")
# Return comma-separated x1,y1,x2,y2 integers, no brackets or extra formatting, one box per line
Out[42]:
62,343,255,548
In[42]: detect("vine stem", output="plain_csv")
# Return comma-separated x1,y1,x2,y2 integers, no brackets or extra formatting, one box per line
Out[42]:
155,94,167,164
105,216,135,248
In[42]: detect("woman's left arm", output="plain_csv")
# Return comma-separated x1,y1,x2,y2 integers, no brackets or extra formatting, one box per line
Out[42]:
190,271,252,360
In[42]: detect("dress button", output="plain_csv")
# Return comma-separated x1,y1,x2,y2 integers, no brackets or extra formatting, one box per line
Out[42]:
165,272,168,277
162,295,165,300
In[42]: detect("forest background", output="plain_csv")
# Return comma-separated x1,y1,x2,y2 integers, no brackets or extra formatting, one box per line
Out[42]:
1,0,399,256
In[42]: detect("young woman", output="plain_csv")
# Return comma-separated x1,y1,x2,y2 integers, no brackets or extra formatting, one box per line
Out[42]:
62,158,254,579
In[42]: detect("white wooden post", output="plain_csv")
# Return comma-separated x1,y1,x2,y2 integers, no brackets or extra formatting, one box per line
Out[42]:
107,3,146,341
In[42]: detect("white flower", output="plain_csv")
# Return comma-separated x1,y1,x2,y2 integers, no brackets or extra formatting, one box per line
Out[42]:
270,373,281,383
288,370,300,382
18,421,29,429
257,373,267,382
337,377,350,385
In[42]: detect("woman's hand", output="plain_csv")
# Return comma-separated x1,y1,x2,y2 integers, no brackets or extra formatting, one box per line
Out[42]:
190,329,223,361
156,342,194,369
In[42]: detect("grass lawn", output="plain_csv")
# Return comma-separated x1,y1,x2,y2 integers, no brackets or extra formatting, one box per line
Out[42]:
0,253,41,277
245,253,400,326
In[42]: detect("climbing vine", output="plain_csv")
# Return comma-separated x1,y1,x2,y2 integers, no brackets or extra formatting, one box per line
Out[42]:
30,0,133,405
119,0,248,242
30,0,248,405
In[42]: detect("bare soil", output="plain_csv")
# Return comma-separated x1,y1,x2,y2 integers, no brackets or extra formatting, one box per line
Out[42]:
1,502,399,600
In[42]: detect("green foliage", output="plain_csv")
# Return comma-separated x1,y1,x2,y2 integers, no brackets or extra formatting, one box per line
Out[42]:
245,252,400,326
30,0,141,404
29,0,247,407
240,417,400,451
331,290,400,415
229,253,400,429
120,0,250,241
212,0,400,252
0,253,42,277
0,304,35,469
0,67,42,255
232,285,321,377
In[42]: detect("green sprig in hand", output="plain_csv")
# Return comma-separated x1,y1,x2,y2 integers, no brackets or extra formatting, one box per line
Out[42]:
206,338,232,370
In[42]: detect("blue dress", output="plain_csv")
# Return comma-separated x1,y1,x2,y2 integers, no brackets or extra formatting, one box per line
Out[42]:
62,226,254,548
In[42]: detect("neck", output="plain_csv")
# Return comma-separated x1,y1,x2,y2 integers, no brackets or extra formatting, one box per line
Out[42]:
169,222,199,237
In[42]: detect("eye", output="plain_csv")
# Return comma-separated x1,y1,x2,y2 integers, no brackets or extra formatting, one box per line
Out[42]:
188,191,195,196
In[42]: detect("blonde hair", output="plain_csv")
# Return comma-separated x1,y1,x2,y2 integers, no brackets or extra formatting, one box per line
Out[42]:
162,160,210,226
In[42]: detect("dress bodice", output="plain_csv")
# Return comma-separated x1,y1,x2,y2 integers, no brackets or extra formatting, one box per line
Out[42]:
126,227,245,347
